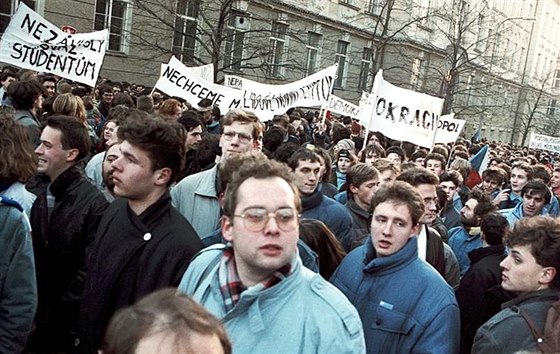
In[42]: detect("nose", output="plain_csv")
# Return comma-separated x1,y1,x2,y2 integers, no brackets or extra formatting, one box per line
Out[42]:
35,144,44,155
263,213,280,235
382,221,392,236
111,156,123,171
499,255,510,271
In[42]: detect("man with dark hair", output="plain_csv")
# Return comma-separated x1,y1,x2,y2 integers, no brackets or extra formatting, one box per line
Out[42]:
177,111,204,179
493,162,533,210
480,167,505,195
501,180,551,228
439,170,463,230
178,158,365,353
397,167,461,286
28,115,109,352
172,109,262,238
344,163,380,251
287,147,352,245
97,84,114,120
386,146,406,166
331,181,460,354
40,75,58,97
473,216,560,353
449,189,496,275
424,152,447,176
0,70,18,106
79,115,203,353
410,150,427,167
456,212,509,354
7,80,44,146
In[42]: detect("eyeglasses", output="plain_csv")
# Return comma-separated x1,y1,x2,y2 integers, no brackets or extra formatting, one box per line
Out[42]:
233,207,300,232
222,131,252,144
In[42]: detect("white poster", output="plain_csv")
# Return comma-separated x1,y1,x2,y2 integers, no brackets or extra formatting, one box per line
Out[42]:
160,63,214,83
434,113,466,144
326,95,360,119
528,132,560,153
0,3,108,87
360,70,444,149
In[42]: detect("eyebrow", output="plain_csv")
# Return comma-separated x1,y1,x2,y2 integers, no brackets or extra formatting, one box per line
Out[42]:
120,150,138,162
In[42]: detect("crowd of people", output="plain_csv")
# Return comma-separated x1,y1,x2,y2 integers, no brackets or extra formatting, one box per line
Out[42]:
1,65,560,354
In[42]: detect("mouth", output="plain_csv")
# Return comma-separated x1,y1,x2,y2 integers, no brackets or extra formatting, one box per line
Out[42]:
260,244,282,256
377,240,391,249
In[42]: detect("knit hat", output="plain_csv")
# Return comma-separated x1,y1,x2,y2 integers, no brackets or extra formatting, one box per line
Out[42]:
336,138,355,152
338,149,351,159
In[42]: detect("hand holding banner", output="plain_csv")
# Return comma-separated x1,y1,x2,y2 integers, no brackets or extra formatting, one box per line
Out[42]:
0,3,108,87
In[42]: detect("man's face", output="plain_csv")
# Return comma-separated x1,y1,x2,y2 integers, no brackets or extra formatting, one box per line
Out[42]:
293,159,321,196
111,140,164,200
439,181,457,202
426,159,444,176
522,190,546,217
460,198,479,227
481,178,500,194
500,244,548,294
102,91,114,104
551,171,560,189
350,177,380,211
379,169,396,186
364,152,377,165
371,201,418,257
414,157,424,167
417,184,438,224
43,80,56,97
102,143,121,192
222,177,299,285
35,126,74,180
1,75,16,89
387,153,401,165
220,121,254,160
185,125,203,151
103,121,117,141
511,167,529,193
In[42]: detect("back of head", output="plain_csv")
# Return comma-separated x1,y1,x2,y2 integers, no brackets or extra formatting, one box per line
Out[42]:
299,219,346,279
136,95,154,113
7,79,44,110
396,167,439,188
117,113,185,186
113,93,135,108
178,111,202,132
53,93,87,124
370,181,425,226
103,288,231,354
46,115,90,162
481,212,508,246
506,216,560,290
0,110,37,183
347,163,380,191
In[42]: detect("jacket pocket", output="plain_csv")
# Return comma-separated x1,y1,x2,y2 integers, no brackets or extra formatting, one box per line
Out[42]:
371,305,414,334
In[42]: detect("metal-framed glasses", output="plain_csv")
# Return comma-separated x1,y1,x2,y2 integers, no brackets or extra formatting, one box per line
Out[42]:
234,207,300,231
222,131,252,144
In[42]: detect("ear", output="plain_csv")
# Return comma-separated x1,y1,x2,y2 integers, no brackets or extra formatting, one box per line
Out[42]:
66,148,80,163
154,167,172,186
539,266,557,287
349,184,359,195
410,224,421,238
222,216,234,242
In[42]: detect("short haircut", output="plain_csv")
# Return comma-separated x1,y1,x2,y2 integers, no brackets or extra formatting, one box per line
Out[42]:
46,115,90,162
221,109,263,140
40,75,57,84
361,144,386,162
113,93,135,108
159,98,181,117
0,71,18,83
218,151,268,194
0,110,38,183
482,167,505,186
178,111,203,132
347,163,380,197
532,164,551,184
223,158,301,218
386,146,405,162
424,152,446,168
136,95,154,113
103,288,231,354
331,123,351,144
370,181,425,226
314,146,333,183
506,216,560,290
287,147,321,170
53,93,87,124
410,150,427,161
467,189,496,217
117,114,185,186
396,167,439,187
439,170,462,187
7,80,45,110
262,126,284,154
521,180,552,205
512,161,534,180
432,145,449,160
99,84,114,95
372,158,400,175
481,212,508,246
450,158,471,181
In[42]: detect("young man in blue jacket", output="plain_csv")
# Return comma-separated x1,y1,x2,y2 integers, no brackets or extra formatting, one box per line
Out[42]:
331,181,460,354
178,158,365,354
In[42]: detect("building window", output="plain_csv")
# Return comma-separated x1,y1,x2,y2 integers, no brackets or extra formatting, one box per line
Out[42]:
223,11,248,72
339,0,356,6
368,0,384,15
305,32,321,76
547,99,556,116
358,47,374,91
554,69,560,89
267,22,288,78
475,14,484,49
335,40,349,88
94,0,132,53
173,0,199,64
410,58,422,90
1,0,36,35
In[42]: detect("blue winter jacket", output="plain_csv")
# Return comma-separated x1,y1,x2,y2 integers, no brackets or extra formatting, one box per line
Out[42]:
449,226,482,275
302,190,353,244
500,201,548,229
178,245,366,354
331,237,460,354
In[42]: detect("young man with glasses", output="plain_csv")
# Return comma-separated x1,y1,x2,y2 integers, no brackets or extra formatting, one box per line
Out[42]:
178,158,365,354
172,109,262,238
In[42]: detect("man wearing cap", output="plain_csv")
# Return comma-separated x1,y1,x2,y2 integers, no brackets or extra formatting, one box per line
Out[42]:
196,98,219,134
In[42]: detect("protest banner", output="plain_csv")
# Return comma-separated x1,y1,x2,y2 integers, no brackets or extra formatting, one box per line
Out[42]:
161,63,214,83
156,57,337,120
0,3,108,87
326,95,360,119
434,113,466,144
528,132,560,153
360,70,444,149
